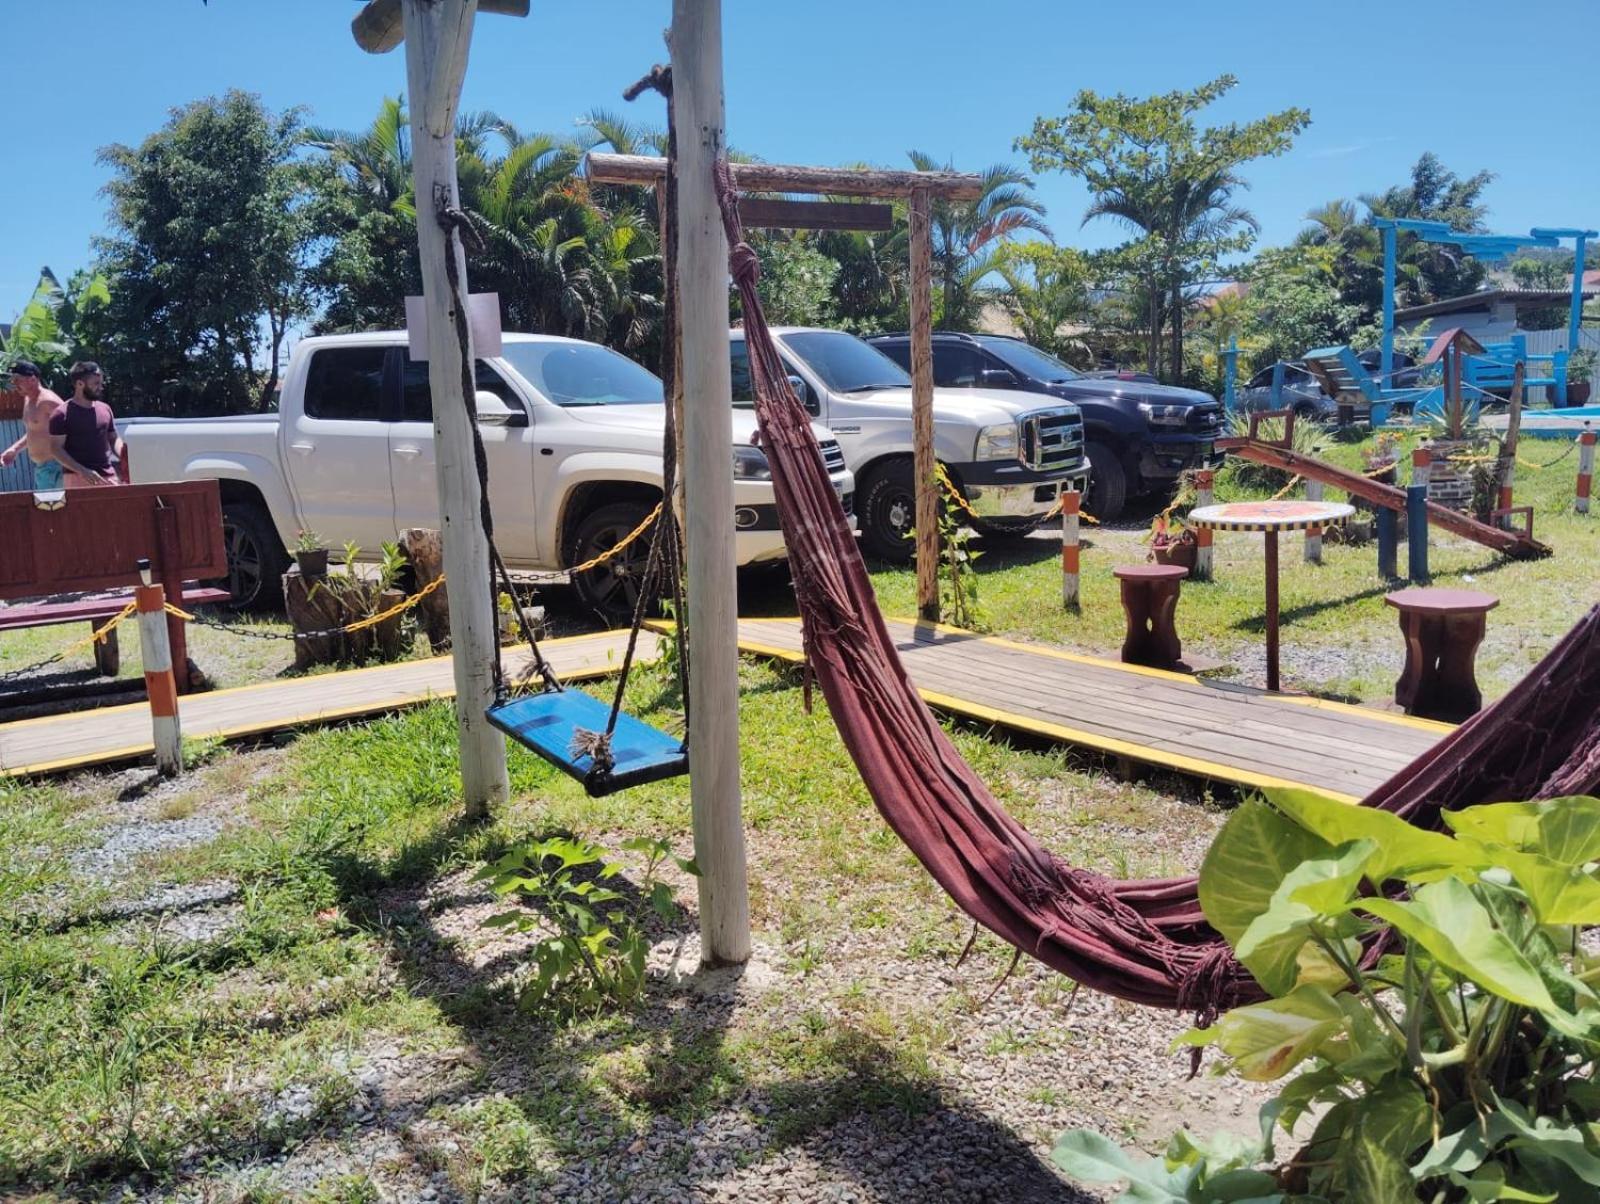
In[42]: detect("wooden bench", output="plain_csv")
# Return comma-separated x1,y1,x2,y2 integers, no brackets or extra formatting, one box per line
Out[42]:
0,586,230,678
1112,564,1189,670
1384,587,1498,722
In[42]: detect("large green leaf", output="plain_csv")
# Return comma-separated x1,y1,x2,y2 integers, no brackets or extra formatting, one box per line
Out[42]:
1050,1129,1189,1201
1265,787,1470,883
1492,848,1600,927
1361,879,1564,1014
1234,840,1373,994
1446,797,1600,866
1176,985,1346,1081
1339,1082,1432,1203
1198,798,1334,947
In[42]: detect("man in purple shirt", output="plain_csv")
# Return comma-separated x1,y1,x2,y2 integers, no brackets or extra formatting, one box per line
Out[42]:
49,362,124,488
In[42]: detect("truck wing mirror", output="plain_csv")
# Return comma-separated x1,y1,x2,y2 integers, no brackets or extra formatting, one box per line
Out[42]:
475,390,528,428
785,374,819,415
979,368,1018,389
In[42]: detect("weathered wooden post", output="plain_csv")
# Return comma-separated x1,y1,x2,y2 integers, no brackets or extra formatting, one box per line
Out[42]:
1303,479,1324,564
353,0,526,816
135,558,182,776
908,186,939,621
672,0,751,967
1060,488,1081,610
1191,470,1214,581
1579,423,1596,516
1498,362,1524,527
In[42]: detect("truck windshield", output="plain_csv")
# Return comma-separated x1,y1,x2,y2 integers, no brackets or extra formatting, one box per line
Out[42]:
783,331,911,393
498,341,663,406
979,338,1082,383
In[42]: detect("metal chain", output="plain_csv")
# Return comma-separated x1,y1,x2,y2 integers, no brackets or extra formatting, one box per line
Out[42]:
933,464,1099,530
0,603,136,688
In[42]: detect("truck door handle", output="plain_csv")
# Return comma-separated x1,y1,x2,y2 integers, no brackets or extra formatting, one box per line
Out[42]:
392,445,422,459
290,441,315,455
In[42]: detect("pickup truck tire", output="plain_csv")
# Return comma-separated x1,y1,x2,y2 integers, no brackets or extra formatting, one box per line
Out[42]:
858,458,917,563
568,501,658,625
1084,441,1127,522
219,501,289,611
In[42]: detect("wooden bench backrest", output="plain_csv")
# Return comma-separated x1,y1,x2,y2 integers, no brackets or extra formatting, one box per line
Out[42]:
0,481,226,602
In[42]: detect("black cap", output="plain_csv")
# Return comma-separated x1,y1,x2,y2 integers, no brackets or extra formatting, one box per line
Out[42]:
9,360,39,378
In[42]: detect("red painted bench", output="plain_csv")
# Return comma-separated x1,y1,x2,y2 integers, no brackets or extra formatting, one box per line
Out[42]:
0,586,230,678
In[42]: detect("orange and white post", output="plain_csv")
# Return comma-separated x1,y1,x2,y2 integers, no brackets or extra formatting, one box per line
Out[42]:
135,563,182,776
1412,444,1432,489
1578,424,1596,516
1060,488,1081,610
1304,478,1324,564
1192,469,1214,581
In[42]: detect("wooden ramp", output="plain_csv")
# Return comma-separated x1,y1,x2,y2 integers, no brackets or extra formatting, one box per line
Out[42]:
0,631,659,778
735,618,1448,803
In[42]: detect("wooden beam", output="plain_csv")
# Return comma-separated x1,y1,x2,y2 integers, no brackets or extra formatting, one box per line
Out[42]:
587,152,984,201
401,0,510,815
736,197,892,232
909,186,939,621
671,0,751,967
352,0,528,54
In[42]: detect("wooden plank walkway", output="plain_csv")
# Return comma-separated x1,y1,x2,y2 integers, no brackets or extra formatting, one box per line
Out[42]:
0,631,660,778
735,618,1449,803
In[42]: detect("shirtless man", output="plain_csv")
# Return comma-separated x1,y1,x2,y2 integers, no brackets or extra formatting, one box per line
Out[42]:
0,361,102,488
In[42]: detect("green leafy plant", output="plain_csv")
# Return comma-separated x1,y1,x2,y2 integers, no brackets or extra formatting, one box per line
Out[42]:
375,540,407,594
935,496,983,630
341,540,362,576
294,528,324,554
476,834,698,1015
1055,789,1600,1202
1567,350,1595,388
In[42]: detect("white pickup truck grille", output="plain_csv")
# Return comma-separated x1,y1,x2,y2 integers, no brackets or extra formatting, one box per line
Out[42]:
1019,408,1085,473
818,439,847,474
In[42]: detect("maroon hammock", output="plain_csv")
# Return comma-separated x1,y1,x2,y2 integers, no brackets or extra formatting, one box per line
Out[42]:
712,164,1600,1012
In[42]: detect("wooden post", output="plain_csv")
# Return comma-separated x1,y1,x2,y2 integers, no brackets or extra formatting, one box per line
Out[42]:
1060,489,1081,610
672,0,750,968
1407,484,1430,583
909,186,938,622
1377,508,1398,580
154,502,193,692
135,567,181,776
1191,470,1214,581
1499,362,1524,526
400,527,451,651
1578,424,1596,516
400,0,508,816
1264,530,1280,692
1412,444,1431,490
1303,479,1324,564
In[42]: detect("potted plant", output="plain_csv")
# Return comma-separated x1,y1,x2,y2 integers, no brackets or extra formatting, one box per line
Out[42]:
1148,514,1198,570
293,528,329,578
1566,349,1594,407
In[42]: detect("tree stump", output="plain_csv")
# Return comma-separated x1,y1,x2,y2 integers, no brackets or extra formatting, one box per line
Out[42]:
401,528,450,652
374,588,409,660
285,566,353,669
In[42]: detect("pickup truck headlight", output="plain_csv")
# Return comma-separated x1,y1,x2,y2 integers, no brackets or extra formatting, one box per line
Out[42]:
732,444,772,480
974,422,1020,462
1137,402,1190,427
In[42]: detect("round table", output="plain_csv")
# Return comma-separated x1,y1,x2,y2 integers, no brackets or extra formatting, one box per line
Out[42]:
1187,500,1355,691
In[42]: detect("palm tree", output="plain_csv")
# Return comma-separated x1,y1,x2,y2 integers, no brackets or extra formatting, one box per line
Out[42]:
906,151,1051,330
306,96,413,214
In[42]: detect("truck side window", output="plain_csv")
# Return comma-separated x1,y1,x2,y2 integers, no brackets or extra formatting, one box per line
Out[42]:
304,347,387,421
931,343,985,388
401,356,520,422
873,340,911,371
730,345,754,404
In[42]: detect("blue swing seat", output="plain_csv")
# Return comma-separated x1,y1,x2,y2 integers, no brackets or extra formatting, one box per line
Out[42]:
487,688,688,798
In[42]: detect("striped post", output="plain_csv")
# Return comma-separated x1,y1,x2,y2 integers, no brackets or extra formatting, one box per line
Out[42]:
1578,424,1596,516
1303,479,1324,564
1412,444,1432,490
135,565,182,776
1497,455,1516,528
1061,489,1081,610
1191,470,1214,582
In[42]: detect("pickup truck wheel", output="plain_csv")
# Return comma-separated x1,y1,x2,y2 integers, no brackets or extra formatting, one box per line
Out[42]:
1084,442,1127,522
858,459,917,563
219,501,289,611
569,502,658,625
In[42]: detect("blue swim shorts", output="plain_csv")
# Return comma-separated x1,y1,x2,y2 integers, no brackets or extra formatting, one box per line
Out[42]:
32,459,64,490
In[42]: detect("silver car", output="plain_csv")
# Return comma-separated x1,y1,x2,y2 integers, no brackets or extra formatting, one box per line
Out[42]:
1238,362,1336,421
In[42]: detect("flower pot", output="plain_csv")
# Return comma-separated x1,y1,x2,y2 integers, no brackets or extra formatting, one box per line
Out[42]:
1569,382,1592,407
1151,539,1198,570
295,548,330,578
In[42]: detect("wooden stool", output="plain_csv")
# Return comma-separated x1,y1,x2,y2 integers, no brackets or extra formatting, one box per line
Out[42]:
1113,564,1188,670
1384,588,1498,722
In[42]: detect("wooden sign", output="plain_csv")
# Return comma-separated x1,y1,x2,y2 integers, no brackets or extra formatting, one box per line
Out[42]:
736,198,893,232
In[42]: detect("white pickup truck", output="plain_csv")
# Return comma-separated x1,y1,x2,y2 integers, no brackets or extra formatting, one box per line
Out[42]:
730,327,1088,560
123,331,854,616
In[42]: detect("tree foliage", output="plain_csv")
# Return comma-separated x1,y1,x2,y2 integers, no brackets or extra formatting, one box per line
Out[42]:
1017,75,1308,381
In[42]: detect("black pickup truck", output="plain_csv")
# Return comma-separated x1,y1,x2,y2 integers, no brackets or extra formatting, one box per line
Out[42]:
867,332,1225,520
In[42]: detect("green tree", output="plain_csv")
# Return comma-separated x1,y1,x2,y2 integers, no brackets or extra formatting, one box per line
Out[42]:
1239,246,1360,369
1017,74,1309,381
1,267,111,382
742,232,840,327
991,241,1092,363
91,91,314,413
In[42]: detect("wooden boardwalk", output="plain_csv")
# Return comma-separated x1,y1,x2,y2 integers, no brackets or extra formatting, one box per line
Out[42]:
0,631,660,778
735,618,1448,803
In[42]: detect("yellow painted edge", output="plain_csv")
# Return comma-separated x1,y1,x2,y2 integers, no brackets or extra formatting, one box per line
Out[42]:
744,615,1449,735
915,686,1359,805
0,630,642,733
0,650,637,778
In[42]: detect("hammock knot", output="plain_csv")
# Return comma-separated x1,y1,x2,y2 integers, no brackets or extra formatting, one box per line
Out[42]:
730,240,761,289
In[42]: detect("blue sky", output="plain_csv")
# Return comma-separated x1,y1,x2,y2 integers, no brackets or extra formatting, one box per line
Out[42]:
5,0,1597,320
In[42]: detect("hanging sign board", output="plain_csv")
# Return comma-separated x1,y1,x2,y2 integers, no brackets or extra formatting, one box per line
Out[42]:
405,292,503,360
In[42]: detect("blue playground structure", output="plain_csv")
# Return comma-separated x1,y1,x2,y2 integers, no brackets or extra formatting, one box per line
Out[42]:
1274,220,1596,427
